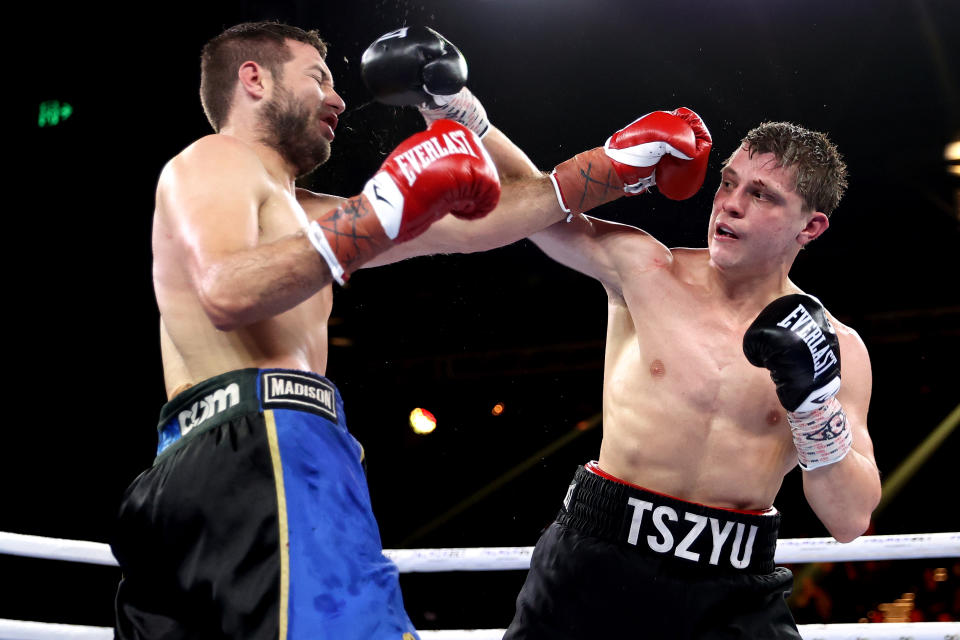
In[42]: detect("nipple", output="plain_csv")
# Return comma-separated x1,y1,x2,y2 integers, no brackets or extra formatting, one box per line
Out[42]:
649,359,666,377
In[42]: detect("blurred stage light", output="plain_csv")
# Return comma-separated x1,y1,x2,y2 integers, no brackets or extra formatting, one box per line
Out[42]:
409,407,437,435
491,402,505,416
946,139,960,177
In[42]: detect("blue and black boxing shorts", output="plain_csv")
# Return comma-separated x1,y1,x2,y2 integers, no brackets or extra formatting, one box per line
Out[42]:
504,463,802,640
112,368,419,640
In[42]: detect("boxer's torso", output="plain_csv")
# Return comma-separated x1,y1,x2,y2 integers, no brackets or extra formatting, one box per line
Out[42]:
598,248,801,511
153,145,337,400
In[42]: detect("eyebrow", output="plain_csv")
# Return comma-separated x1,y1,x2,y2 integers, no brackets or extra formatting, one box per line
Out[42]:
720,168,786,199
307,64,332,84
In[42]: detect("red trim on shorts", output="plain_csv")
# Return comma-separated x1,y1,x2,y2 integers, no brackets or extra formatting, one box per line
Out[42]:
585,461,776,516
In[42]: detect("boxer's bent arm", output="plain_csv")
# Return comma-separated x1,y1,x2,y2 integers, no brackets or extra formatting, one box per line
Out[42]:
361,125,559,266
800,327,881,542
161,136,333,331
365,172,565,265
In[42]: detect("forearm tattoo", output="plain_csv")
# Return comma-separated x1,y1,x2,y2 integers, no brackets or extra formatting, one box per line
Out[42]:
314,194,387,271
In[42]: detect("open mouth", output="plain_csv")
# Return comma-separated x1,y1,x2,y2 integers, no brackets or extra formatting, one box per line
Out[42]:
716,223,739,240
319,114,338,138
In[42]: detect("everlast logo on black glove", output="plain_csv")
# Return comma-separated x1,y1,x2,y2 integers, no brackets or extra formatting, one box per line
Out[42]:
775,303,838,379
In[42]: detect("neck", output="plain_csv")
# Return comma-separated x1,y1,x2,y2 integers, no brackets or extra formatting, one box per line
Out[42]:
219,121,298,192
706,258,796,319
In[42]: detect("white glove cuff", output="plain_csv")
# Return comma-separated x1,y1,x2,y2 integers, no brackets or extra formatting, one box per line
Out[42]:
548,170,574,222
419,87,490,138
361,173,405,240
787,396,853,471
307,220,346,285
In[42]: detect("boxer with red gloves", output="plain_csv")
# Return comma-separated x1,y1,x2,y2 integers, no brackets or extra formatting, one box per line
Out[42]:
308,118,499,283
115,21,500,640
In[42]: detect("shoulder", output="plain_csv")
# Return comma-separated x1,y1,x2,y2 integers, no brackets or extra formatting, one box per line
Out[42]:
161,135,266,185
830,314,870,364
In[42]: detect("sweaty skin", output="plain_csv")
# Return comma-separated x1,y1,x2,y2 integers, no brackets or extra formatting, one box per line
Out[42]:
152,39,347,399
153,39,544,402
596,246,867,512
375,143,879,540
154,161,339,398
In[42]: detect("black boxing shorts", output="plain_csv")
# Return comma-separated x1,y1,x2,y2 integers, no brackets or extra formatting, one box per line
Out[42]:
503,463,802,640
111,368,419,640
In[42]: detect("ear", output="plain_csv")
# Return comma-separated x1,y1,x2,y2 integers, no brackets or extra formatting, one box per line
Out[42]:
237,61,269,99
798,211,830,246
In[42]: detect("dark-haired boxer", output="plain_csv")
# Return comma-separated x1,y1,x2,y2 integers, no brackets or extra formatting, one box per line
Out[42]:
373,57,880,634
110,20,505,640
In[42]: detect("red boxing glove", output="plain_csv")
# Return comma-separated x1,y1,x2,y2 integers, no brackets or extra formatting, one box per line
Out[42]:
308,119,500,283
654,107,712,200
551,108,712,214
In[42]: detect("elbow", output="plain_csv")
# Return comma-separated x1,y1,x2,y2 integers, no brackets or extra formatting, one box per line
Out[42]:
197,277,251,332
830,523,869,544
829,508,875,543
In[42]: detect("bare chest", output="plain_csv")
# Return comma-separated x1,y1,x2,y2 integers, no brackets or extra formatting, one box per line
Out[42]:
609,289,784,425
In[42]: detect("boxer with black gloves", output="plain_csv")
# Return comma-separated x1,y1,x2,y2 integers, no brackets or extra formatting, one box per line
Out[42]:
745,294,853,471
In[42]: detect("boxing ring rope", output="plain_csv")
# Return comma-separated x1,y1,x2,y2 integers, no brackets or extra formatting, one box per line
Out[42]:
2,530,958,640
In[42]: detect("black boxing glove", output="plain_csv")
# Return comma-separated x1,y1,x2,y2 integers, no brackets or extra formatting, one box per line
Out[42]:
361,26,467,108
744,294,852,470
361,27,490,138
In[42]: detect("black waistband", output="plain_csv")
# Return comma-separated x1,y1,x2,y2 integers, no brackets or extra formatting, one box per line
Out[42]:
557,465,781,574
155,368,343,462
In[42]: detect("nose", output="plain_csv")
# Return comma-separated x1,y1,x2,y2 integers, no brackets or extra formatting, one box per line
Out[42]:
326,88,346,115
718,186,746,219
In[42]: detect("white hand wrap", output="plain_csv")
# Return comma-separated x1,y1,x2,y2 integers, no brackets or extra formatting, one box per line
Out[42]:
419,87,490,138
787,396,853,471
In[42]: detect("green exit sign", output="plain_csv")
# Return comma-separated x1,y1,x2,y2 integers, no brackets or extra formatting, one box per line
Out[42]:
38,100,73,127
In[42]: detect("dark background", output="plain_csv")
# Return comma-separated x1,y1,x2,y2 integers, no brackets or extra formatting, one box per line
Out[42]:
6,0,959,631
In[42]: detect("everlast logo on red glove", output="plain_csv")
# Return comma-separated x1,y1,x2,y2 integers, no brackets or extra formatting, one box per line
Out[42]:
775,303,838,380
390,129,480,186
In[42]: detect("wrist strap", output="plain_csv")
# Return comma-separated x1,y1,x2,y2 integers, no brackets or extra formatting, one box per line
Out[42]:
419,87,490,138
306,220,346,285
787,396,853,471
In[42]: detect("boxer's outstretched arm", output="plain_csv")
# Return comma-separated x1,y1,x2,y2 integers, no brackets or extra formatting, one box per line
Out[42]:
159,135,335,331
800,326,881,542
361,124,564,265
367,108,710,268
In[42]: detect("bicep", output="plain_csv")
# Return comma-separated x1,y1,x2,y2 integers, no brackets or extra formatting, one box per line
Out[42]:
531,215,670,293
159,148,263,287
837,328,876,463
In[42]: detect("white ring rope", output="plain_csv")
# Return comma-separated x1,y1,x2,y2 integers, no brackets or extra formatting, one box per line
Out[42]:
0,621,957,640
1,530,958,571
1,531,957,640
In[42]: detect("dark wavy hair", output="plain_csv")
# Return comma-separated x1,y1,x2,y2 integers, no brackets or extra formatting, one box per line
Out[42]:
726,122,848,217
200,21,328,132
